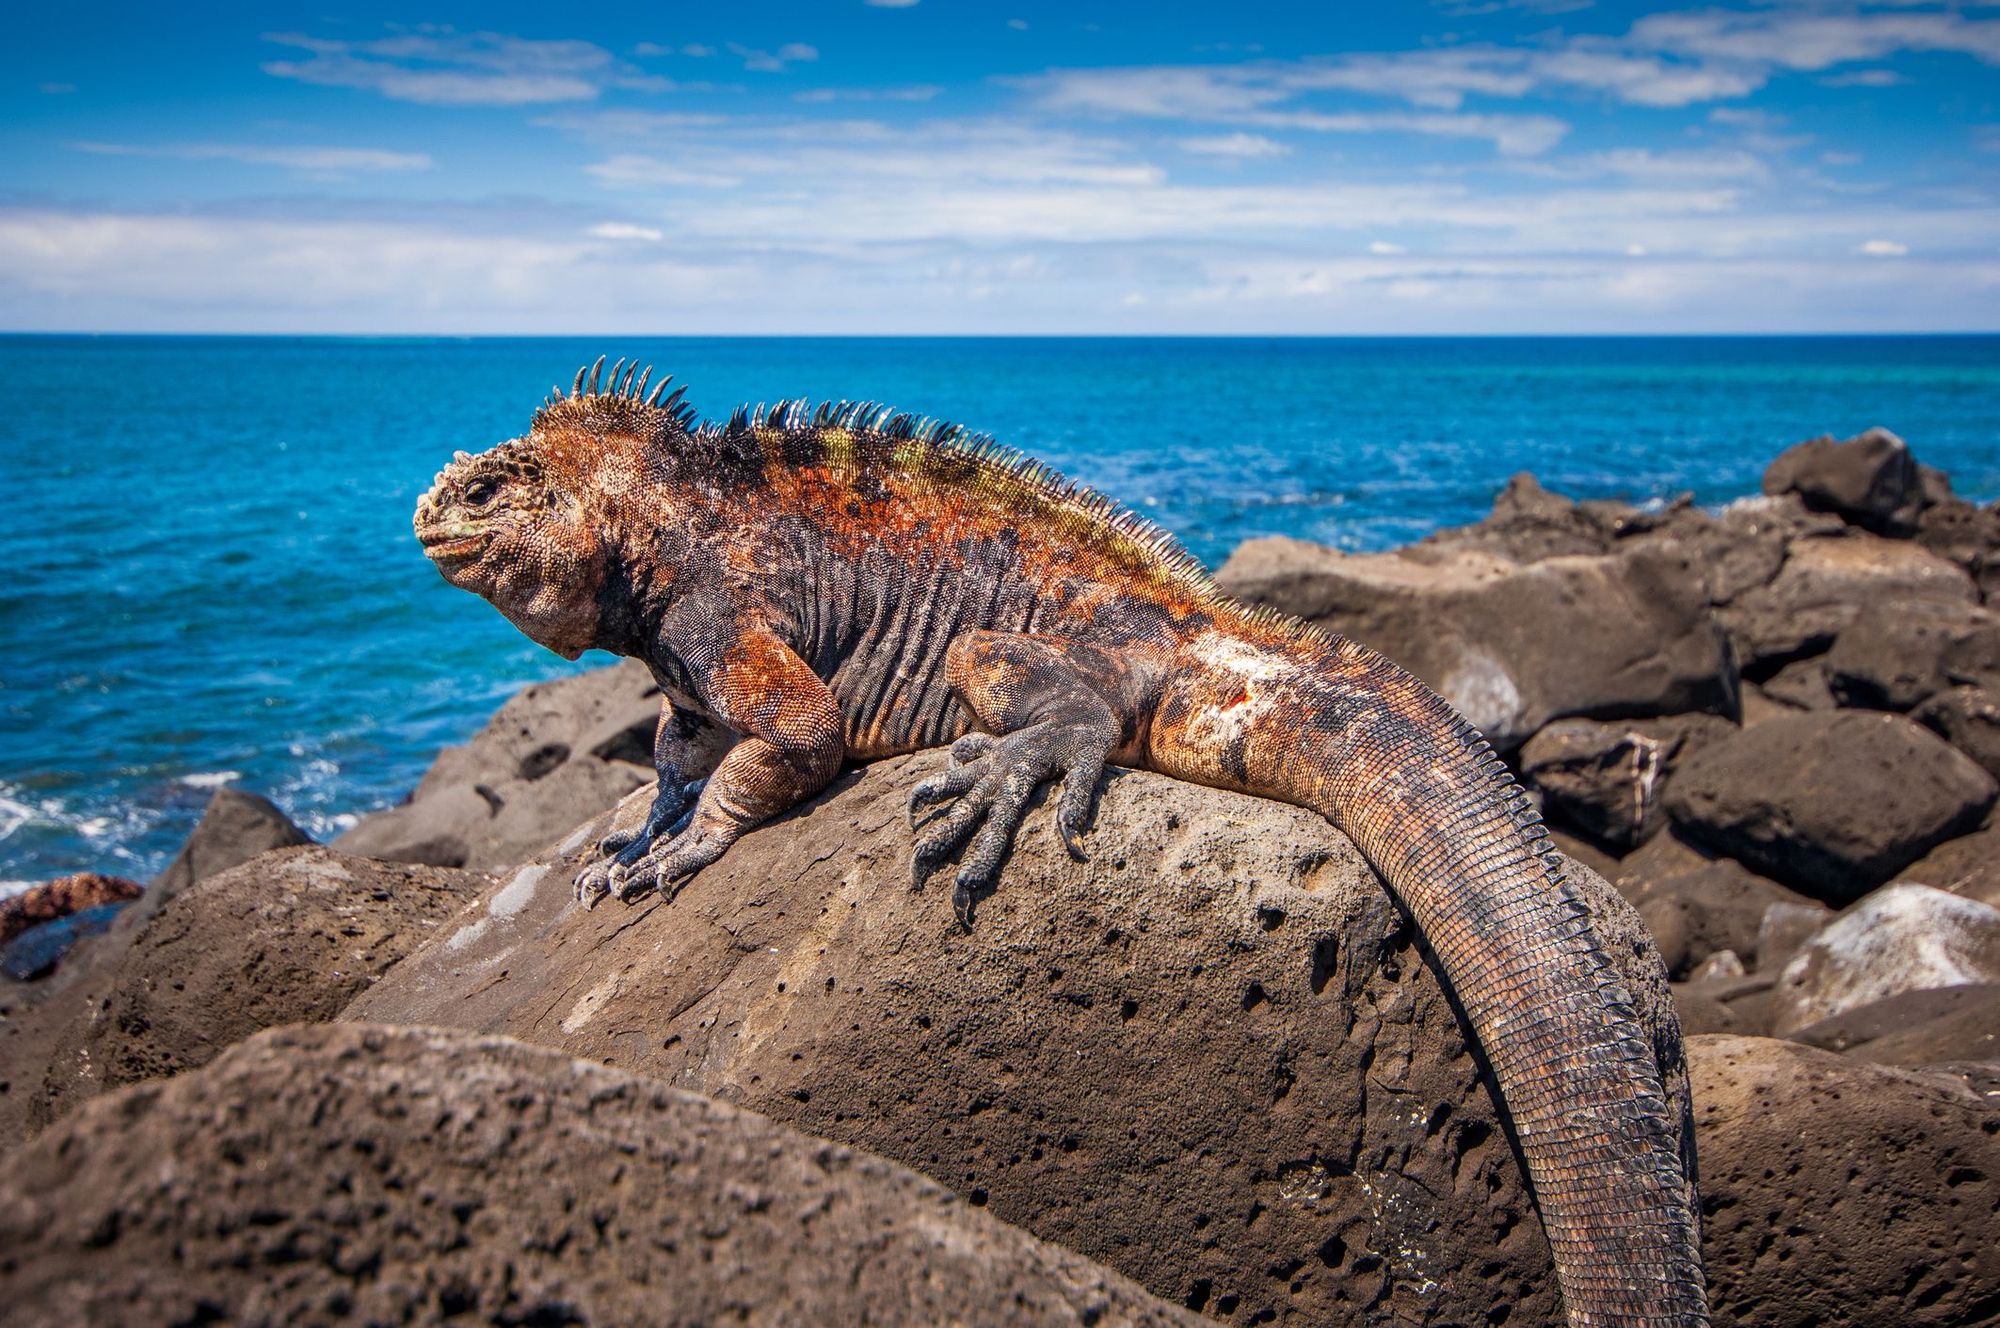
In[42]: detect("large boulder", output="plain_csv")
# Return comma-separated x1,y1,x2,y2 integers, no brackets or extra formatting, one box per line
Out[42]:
1786,984,2000,1067
344,755,1690,1328
1665,711,1997,903
1761,427,1924,534
147,787,312,903
1215,537,1735,750
1718,534,1974,668
1518,714,1736,850
336,660,729,872
1690,1036,2000,1328
1766,883,2000,1034
0,1024,1195,1328
1917,685,2000,781
0,846,488,1149
1895,821,2000,907
1824,602,2000,711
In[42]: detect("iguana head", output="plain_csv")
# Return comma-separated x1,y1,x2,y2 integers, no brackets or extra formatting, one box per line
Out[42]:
414,357,696,659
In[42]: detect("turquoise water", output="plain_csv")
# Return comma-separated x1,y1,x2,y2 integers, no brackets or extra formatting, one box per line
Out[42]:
3,335,1997,887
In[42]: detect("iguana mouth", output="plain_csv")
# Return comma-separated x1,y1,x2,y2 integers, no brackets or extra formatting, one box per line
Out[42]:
419,530,490,564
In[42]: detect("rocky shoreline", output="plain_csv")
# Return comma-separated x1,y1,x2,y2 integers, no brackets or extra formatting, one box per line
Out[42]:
3,427,1998,1325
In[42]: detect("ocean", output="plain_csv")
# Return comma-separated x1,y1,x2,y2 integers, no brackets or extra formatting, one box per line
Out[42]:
3,334,1997,889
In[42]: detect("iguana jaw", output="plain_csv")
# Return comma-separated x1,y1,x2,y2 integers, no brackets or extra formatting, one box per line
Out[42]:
417,525,493,569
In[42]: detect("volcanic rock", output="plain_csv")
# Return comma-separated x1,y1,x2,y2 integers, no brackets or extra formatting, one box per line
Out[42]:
1664,710,1997,902
1215,537,1736,750
147,787,311,905
0,845,487,1149
1766,883,2000,1034
335,660,728,872
1917,684,2000,781
1895,821,2000,908
1518,714,1736,850
1824,601,2000,711
1718,534,1974,668
1689,1035,2000,1328
1761,426,1924,534
343,755,1689,1328
1786,983,2000,1067
0,1023,1196,1328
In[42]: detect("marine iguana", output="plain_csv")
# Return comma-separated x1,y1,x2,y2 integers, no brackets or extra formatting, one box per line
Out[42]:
415,357,1707,1328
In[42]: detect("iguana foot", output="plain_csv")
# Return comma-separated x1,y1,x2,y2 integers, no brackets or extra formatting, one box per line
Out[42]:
907,724,1106,923
576,778,705,905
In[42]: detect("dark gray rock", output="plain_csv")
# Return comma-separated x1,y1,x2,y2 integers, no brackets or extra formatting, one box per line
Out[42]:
0,904,125,981
1767,883,2000,1034
1665,711,1998,903
1718,533,1974,668
1216,536,1736,750
1916,685,2000,781
1786,983,2000,1067
1690,1035,2000,1328
1824,602,2000,711
0,1024,1197,1328
148,787,311,906
343,757,1690,1328
1894,820,2000,907
1518,714,1737,851
335,660,729,872
1761,427,1924,534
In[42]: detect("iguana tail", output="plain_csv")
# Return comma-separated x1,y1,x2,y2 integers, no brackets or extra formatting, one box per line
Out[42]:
1152,626,1707,1328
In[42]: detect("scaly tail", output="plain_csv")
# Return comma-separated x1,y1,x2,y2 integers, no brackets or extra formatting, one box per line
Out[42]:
1156,627,1707,1327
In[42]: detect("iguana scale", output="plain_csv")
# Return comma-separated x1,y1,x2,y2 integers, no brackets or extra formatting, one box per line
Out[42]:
415,357,1706,1327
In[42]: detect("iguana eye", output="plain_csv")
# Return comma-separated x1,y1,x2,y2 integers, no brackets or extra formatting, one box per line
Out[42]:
464,479,497,507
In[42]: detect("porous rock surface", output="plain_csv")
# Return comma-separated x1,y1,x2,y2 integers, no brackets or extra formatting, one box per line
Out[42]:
335,660,730,871
0,1023,1197,1328
1214,537,1734,750
1664,710,1997,902
0,845,488,1149
1689,1035,2000,1328
344,754,1689,1328
1765,883,2000,1034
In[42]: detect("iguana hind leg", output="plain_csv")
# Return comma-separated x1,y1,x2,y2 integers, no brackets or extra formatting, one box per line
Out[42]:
910,632,1139,922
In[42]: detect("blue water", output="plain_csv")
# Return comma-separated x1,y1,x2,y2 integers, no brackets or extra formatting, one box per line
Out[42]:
3,335,1997,888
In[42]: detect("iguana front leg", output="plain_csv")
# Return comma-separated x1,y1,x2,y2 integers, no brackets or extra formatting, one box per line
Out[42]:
583,631,844,908
908,632,1147,922
577,699,734,901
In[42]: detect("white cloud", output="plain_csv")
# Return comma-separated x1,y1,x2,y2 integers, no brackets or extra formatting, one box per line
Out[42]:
39,82,76,95
1859,238,1909,256
795,84,942,103
1369,240,1406,254
74,141,433,172
1177,133,1287,157
729,41,819,72
261,29,662,105
1821,69,1905,88
1008,18,1029,30
587,222,664,241
865,0,921,7
1632,9,2000,71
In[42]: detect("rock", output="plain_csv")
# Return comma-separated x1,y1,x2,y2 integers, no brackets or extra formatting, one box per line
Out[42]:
1767,884,2000,1034
1690,1035,2000,1328
1408,472,1613,563
1735,683,1798,727
335,660,730,872
1216,536,1736,750
1757,656,1834,710
0,1024,1196,1328
1688,949,1745,982
1672,974,1777,1037
0,871,142,946
1761,427,1924,534
1610,827,1829,977
1518,714,1736,851
1824,602,2000,711
1753,901,1833,977
343,756,1690,1327
0,846,488,1149
1665,711,1998,903
0,904,125,981
1895,821,2000,907
1916,685,2000,780
1786,984,2000,1067
147,788,311,904
1630,494,1844,607
1916,496,2000,599
1718,534,1975,668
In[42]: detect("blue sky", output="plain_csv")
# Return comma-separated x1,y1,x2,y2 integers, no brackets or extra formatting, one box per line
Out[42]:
3,1,1996,333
